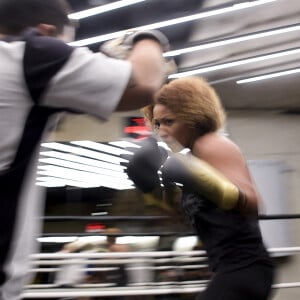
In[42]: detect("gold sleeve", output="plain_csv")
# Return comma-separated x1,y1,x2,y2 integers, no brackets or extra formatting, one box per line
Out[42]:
175,153,241,210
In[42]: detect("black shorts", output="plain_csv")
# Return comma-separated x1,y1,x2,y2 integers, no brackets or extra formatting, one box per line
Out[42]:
196,262,275,300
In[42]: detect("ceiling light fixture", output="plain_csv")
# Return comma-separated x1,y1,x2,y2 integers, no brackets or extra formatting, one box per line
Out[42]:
109,140,141,148
37,142,138,189
40,151,125,172
69,0,277,47
169,47,300,79
236,67,300,84
37,165,132,184
38,157,127,178
41,142,126,165
164,23,300,58
37,167,134,190
36,176,100,188
71,140,132,156
68,0,147,20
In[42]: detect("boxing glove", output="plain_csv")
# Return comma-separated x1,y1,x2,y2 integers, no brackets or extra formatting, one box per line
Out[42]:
100,29,177,76
100,29,170,60
121,137,168,193
161,153,244,211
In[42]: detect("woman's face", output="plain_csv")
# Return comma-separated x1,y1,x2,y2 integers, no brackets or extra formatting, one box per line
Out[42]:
152,104,192,151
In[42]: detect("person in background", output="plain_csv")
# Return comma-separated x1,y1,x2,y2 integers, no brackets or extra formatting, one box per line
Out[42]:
54,240,95,288
104,227,130,254
102,228,130,287
77,228,131,300
0,0,173,298
122,76,275,300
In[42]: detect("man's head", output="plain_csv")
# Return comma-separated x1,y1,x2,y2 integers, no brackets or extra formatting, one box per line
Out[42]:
105,227,121,245
0,0,73,39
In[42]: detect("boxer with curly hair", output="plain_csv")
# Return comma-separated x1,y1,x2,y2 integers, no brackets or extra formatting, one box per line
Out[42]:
125,76,275,300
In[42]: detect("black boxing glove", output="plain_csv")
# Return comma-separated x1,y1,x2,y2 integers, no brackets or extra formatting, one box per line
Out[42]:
121,137,168,193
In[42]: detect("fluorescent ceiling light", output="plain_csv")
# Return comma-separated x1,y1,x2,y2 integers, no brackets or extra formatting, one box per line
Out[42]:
38,157,127,178
169,47,300,79
91,212,108,216
36,176,100,188
109,140,141,148
110,139,170,152
69,0,277,47
36,181,65,187
37,167,133,190
68,0,147,20
37,141,140,189
37,141,139,189
37,175,133,190
71,140,132,156
164,23,300,58
40,151,125,172
236,67,300,84
37,165,132,184
41,142,126,164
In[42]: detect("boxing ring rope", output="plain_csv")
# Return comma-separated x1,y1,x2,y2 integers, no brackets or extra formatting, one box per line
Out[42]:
39,213,300,238
21,282,300,299
22,213,300,298
41,215,171,222
41,213,300,222
31,246,300,259
22,247,300,298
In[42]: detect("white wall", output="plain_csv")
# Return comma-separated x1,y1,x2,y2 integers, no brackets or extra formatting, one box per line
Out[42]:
227,110,300,300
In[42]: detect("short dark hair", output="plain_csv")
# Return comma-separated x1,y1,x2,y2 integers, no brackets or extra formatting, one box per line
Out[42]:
0,0,71,35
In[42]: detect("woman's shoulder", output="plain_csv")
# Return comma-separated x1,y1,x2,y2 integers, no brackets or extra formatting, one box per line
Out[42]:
193,132,240,156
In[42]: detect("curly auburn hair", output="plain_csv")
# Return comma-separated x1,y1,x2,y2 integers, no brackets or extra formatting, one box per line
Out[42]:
142,76,226,135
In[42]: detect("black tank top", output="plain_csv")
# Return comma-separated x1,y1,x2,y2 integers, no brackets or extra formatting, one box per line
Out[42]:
181,192,273,273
